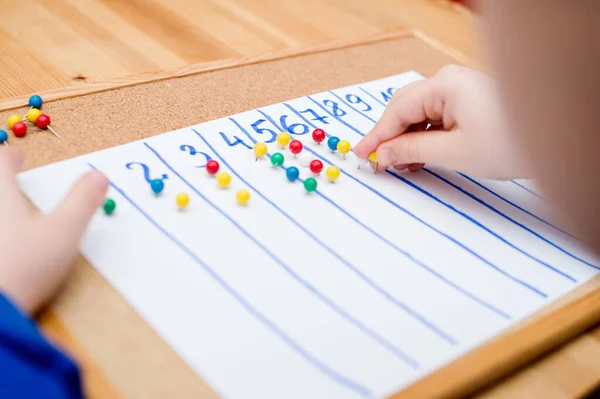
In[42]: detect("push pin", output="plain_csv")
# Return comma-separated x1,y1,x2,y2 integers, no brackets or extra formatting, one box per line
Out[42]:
206,159,220,175
12,122,27,138
176,193,190,210
26,108,42,124
236,189,250,206
103,198,116,215
327,136,340,153
254,142,267,160
326,166,340,183
150,178,165,194
286,166,300,182
217,172,232,188
7,114,22,129
270,152,284,167
0,130,8,146
337,140,351,159
312,128,325,145
23,95,43,118
309,159,323,175
276,132,291,149
304,177,317,193
35,114,60,139
368,151,378,174
289,140,303,157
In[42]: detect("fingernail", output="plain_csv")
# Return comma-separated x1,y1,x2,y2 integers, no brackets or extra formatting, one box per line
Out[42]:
378,148,396,166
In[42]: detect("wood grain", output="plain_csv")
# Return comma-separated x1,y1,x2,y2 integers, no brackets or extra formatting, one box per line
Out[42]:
0,1,598,398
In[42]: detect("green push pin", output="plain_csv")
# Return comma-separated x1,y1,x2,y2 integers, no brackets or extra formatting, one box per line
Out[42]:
270,152,284,167
304,177,317,193
103,198,116,215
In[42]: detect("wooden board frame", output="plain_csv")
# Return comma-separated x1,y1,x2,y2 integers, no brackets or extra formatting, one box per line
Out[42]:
2,29,599,399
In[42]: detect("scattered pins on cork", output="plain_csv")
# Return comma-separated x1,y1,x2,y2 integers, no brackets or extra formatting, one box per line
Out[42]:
6,95,61,139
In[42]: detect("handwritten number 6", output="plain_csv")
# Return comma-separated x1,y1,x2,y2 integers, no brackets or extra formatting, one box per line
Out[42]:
126,162,168,183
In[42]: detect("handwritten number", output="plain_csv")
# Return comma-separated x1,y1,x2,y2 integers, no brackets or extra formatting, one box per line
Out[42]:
299,108,329,124
280,115,309,135
323,99,347,117
179,144,211,168
219,132,253,150
345,94,372,112
381,87,396,103
125,162,168,183
251,119,277,142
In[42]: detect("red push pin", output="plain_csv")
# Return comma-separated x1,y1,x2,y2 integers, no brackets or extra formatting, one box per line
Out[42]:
206,159,220,175
309,159,323,175
289,140,303,157
12,122,27,138
312,128,325,144
35,114,60,139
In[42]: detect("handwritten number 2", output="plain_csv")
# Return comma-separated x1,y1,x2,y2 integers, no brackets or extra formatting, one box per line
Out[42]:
179,144,211,168
323,99,347,117
125,162,168,183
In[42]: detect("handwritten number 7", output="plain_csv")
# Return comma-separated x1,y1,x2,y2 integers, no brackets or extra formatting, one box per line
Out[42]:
299,108,329,124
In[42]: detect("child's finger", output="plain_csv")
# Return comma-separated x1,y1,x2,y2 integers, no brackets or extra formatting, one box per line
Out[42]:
353,78,446,159
375,128,459,168
0,146,29,217
46,170,108,247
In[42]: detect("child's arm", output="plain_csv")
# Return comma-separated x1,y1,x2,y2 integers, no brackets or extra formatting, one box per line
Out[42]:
0,146,108,397
353,65,530,180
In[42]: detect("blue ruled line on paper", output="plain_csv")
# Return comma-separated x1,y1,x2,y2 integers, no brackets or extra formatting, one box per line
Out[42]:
281,103,549,298
144,142,421,369
232,114,516,317
511,180,546,201
312,91,582,281
359,87,387,107
192,129,458,345
87,162,372,398
329,91,377,124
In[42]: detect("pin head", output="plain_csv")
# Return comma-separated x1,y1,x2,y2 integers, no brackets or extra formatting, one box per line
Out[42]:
7,115,22,129
103,198,116,215
286,166,300,182
289,140,303,155
254,142,268,159
337,140,351,155
150,178,165,194
0,130,8,144
312,128,326,143
26,108,42,123
28,95,43,109
217,172,232,188
206,159,220,175
327,136,340,152
12,122,27,137
304,177,317,192
176,192,190,209
35,114,51,129
309,159,323,174
236,189,250,205
326,166,340,182
276,132,291,148
368,151,377,163
270,152,284,167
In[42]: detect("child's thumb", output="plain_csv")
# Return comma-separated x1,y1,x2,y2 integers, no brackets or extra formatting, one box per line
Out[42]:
375,129,458,168
47,170,109,247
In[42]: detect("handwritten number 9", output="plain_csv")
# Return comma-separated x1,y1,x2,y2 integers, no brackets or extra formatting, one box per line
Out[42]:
280,115,309,135
323,99,347,117
125,162,168,183
345,94,372,112
179,144,211,168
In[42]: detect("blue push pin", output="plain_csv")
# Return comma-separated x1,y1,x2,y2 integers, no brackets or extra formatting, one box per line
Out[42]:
150,178,165,194
0,130,8,147
286,166,300,182
23,95,43,119
327,136,340,153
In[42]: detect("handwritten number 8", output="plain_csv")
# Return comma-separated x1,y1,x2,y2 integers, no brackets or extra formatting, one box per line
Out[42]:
323,99,347,117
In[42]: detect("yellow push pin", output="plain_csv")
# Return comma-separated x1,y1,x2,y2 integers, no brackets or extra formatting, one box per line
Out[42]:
236,189,250,206
337,140,351,159
368,151,378,174
26,108,42,124
216,172,232,188
254,142,268,160
7,114,22,129
326,165,340,183
176,192,190,210
276,132,291,148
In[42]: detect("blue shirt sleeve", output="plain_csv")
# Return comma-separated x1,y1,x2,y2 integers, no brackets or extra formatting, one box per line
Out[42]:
0,293,83,399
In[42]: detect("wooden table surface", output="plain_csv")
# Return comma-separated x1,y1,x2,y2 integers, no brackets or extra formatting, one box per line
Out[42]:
1,1,599,398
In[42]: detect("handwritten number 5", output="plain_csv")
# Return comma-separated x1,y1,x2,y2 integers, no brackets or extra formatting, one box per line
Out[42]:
251,119,277,142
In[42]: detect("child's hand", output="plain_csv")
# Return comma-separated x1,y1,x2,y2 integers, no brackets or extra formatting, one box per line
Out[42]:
0,147,108,314
353,65,530,179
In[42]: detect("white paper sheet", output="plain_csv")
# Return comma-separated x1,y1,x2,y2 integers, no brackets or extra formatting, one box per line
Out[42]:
18,71,600,399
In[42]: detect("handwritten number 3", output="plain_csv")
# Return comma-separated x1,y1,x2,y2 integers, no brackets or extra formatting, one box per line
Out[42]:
180,144,212,168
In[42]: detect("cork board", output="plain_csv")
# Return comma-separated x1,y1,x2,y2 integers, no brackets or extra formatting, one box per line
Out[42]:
2,30,599,399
